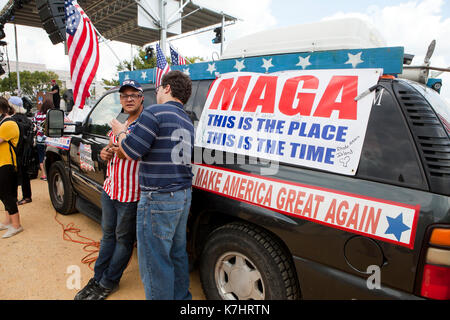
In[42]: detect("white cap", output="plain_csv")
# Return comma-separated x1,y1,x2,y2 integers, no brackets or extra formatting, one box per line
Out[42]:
8,96,26,114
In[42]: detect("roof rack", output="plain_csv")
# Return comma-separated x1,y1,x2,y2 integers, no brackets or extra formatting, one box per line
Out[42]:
119,46,404,84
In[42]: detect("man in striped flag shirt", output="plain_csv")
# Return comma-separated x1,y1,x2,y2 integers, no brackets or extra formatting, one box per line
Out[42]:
110,71,194,300
75,80,144,300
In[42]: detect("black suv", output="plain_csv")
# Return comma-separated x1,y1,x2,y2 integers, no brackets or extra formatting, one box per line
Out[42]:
44,76,450,300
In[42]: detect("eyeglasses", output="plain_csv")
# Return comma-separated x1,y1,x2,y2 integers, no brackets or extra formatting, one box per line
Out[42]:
120,93,143,100
155,85,165,94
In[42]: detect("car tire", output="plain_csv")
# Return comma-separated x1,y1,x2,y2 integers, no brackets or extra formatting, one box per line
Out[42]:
48,161,77,215
199,222,300,300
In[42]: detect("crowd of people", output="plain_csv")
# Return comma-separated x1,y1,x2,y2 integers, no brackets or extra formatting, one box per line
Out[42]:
0,81,57,238
0,72,196,300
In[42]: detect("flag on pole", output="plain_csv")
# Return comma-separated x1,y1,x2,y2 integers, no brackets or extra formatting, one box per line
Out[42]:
65,0,99,110
155,43,170,87
170,44,187,65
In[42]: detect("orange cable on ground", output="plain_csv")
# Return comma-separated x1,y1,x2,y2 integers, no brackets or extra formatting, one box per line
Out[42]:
54,212,100,271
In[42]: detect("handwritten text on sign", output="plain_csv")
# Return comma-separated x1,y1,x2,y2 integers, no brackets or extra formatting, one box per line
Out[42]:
195,69,382,175
193,164,419,249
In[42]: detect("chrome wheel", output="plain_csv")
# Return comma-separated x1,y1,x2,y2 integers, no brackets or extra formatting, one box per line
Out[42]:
214,251,265,300
53,172,65,205
48,161,76,215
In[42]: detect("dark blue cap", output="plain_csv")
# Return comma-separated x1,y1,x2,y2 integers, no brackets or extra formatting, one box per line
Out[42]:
120,79,143,93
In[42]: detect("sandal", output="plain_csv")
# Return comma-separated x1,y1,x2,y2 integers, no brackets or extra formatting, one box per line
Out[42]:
18,198,32,205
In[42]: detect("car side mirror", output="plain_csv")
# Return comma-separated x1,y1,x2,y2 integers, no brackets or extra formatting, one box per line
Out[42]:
45,109,65,137
44,109,84,137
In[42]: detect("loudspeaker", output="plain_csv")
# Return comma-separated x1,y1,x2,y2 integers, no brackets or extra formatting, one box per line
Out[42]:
36,0,65,45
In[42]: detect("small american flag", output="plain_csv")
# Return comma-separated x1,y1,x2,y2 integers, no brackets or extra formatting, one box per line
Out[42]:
65,0,99,109
170,45,187,65
155,43,170,87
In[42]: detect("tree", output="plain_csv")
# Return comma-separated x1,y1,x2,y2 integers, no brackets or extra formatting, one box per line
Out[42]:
101,78,119,87
0,70,61,98
102,47,205,86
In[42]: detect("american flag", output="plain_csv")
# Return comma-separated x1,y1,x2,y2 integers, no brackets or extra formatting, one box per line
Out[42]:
65,0,99,109
170,45,187,65
155,43,170,88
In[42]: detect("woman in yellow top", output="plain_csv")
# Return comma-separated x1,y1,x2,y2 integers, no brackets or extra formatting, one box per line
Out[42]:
0,96,24,238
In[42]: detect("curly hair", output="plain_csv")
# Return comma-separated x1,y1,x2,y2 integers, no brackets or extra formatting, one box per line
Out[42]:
161,70,192,105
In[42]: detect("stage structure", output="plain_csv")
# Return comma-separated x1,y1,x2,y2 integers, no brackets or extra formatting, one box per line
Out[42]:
0,0,237,50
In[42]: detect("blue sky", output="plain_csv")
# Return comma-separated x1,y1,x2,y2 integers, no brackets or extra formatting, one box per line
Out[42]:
0,0,449,101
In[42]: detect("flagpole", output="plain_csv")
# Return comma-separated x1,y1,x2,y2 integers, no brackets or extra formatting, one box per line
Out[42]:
14,23,21,96
130,44,134,71
220,13,224,56
91,25,121,64
160,0,167,55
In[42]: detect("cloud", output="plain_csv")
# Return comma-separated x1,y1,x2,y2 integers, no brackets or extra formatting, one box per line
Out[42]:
2,0,449,105
321,0,450,101
3,24,68,70
170,0,277,61
2,0,276,81
2,22,139,83
194,0,276,35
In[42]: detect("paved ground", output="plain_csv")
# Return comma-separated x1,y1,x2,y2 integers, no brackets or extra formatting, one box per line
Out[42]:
0,178,206,300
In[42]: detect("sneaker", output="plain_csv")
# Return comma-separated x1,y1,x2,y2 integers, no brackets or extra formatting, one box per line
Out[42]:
74,278,99,300
85,283,118,300
2,226,23,238
0,223,11,231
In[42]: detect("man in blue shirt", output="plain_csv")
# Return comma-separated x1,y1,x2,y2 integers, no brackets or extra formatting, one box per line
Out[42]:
110,70,194,300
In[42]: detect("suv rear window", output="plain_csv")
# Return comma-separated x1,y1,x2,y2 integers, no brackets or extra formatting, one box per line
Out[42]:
356,84,427,190
407,81,450,135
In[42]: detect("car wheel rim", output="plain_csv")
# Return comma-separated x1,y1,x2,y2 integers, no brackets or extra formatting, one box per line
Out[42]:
214,251,265,300
53,173,65,205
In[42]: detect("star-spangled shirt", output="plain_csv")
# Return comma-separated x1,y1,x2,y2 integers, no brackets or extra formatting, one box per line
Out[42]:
104,120,140,202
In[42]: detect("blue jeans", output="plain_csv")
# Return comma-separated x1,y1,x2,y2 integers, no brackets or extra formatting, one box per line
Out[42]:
137,188,192,300
36,143,46,164
94,191,137,290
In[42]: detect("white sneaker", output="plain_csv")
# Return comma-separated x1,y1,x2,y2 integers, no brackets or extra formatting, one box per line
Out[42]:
2,226,23,238
0,223,11,231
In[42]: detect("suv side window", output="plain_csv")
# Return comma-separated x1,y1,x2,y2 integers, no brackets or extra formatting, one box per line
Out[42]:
357,84,427,189
85,92,122,136
191,80,214,128
143,89,156,107
184,81,199,113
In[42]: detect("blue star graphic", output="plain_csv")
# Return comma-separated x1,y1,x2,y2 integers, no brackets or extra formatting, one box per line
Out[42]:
385,213,410,241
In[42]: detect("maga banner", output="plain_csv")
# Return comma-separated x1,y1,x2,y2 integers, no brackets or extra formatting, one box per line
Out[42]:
195,69,382,175
192,164,419,249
